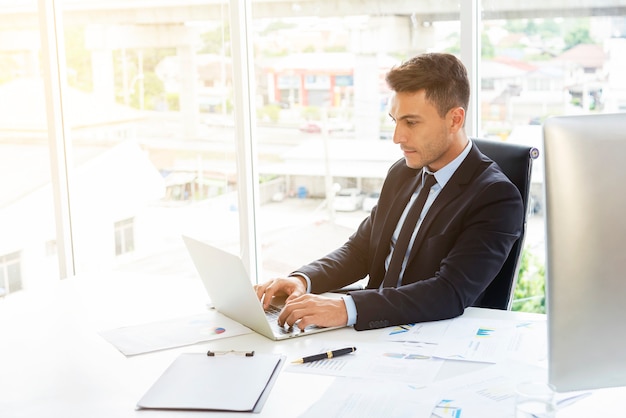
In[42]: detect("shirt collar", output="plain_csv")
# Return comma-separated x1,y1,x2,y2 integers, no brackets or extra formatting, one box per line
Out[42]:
425,139,472,188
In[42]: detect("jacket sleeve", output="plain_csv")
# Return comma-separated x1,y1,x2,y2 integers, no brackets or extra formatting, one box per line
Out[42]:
293,213,375,293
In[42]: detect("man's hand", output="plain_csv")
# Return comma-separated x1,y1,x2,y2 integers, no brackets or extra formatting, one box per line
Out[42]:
278,294,348,330
254,276,307,309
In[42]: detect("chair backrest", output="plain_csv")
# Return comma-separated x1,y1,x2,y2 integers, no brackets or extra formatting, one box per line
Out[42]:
471,138,539,310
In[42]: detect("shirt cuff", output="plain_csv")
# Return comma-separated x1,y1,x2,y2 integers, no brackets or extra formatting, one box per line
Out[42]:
342,295,357,326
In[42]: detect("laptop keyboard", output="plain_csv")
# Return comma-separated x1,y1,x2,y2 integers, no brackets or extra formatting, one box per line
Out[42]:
265,305,300,335
265,304,282,320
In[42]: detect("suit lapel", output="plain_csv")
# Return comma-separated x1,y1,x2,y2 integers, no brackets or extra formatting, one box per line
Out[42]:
405,145,484,268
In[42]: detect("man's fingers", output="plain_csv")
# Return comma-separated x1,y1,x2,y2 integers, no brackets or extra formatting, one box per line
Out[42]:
277,303,293,327
256,277,306,309
278,298,315,329
261,283,280,309
285,291,304,303
278,295,347,329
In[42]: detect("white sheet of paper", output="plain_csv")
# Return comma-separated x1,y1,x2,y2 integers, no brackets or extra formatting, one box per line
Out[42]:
286,341,443,386
299,377,440,418
99,310,252,355
429,361,543,418
434,318,547,364
382,316,548,365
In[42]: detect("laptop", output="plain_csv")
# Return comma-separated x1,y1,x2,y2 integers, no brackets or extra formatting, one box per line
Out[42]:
182,235,345,340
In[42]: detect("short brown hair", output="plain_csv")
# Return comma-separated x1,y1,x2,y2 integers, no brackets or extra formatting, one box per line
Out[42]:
385,53,470,118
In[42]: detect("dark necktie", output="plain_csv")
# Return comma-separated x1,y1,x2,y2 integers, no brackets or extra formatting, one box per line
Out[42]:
382,173,437,288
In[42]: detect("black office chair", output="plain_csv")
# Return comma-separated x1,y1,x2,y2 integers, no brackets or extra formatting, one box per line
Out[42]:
471,138,539,310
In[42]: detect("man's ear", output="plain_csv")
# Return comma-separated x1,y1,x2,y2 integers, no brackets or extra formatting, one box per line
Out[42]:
448,106,465,132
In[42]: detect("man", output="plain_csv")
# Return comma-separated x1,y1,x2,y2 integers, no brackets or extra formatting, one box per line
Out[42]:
255,52,523,331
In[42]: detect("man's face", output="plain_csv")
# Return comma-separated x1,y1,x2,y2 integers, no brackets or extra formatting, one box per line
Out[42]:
388,90,460,171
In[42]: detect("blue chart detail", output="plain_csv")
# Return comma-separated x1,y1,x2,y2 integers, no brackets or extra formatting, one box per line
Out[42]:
388,324,415,335
435,399,462,418
476,327,494,337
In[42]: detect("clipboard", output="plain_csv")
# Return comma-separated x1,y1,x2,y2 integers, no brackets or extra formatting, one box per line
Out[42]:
137,351,285,413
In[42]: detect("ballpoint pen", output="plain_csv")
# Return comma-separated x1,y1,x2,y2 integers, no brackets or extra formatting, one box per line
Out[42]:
291,347,357,364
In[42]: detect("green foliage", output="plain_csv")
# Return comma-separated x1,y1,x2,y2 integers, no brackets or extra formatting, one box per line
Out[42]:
213,98,233,114
259,174,279,183
199,24,231,55
301,106,321,121
142,48,177,71
111,48,174,108
130,72,165,109
481,33,495,58
503,20,527,34
0,55,16,84
564,27,594,50
261,48,289,57
512,249,546,314
503,18,563,42
64,25,92,91
444,32,460,55
536,19,561,38
257,104,281,123
166,93,180,111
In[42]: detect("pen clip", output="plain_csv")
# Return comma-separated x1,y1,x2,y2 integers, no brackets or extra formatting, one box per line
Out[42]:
207,350,255,357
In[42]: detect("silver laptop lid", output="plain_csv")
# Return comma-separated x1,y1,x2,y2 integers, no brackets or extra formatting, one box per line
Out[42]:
182,235,277,340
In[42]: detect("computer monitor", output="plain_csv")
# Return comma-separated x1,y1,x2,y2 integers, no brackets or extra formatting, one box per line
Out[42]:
544,112,626,392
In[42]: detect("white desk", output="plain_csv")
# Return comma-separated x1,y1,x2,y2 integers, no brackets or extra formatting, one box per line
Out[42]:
0,271,620,417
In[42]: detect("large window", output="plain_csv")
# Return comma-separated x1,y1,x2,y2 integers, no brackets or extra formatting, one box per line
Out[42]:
2,1,625,313
56,3,239,276
480,2,626,311
0,1,58,293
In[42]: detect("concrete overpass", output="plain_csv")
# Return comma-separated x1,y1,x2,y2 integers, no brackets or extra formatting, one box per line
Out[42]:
1,0,626,28
2,0,625,139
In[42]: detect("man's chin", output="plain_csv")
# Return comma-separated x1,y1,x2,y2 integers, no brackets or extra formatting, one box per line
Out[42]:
403,157,421,169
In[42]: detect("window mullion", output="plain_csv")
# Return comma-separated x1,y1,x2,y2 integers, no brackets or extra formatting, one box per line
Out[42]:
39,0,76,278
229,0,261,282
460,0,482,137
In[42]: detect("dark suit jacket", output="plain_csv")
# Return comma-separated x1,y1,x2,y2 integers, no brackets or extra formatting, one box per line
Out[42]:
295,142,524,330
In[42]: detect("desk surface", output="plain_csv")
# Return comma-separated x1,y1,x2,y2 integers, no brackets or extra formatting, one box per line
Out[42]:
0,271,620,417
